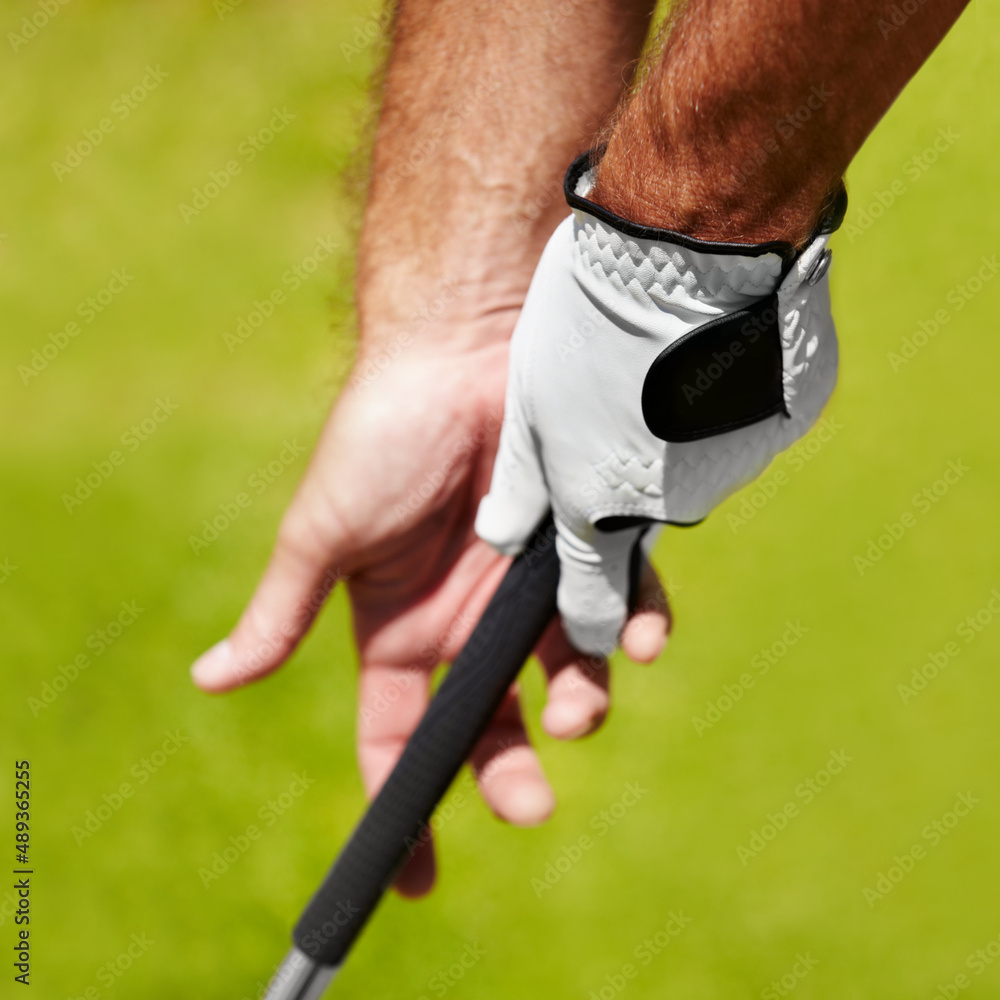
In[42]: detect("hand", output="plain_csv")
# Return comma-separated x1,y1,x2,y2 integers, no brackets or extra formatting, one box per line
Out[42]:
476,150,843,656
190,318,670,897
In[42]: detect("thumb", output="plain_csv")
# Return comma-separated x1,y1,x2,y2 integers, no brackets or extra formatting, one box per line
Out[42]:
475,377,548,557
190,498,349,692
554,519,644,657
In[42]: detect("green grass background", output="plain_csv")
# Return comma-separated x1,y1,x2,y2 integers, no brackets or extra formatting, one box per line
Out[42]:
2,1,998,997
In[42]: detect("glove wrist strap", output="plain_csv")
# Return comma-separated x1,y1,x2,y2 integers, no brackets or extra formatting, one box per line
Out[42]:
563,147,847,271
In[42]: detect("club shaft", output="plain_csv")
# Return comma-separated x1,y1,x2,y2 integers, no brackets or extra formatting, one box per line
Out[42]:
264,517,559,993
262,949,338,1000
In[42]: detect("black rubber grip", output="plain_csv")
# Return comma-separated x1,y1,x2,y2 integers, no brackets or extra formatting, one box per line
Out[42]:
293,517,560,966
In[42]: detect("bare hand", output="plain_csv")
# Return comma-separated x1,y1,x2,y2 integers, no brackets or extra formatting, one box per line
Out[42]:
190,330,669,897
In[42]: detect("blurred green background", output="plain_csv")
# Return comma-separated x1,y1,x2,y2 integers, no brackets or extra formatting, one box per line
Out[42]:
2,1,998,997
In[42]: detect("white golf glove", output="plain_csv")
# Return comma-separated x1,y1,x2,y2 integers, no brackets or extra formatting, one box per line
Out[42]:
476,150,846,655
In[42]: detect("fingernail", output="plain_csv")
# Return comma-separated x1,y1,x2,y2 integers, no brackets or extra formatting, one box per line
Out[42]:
190,639,234,689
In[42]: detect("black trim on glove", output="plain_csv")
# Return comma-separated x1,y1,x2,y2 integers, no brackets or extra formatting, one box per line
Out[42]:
563,147,847,266
564,147,846,445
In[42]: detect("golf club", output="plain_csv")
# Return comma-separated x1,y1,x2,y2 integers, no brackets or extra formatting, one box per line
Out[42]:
261,515,561,999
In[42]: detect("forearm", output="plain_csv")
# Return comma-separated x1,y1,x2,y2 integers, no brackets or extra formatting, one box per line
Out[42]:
356,0,655,349
591,0,970,246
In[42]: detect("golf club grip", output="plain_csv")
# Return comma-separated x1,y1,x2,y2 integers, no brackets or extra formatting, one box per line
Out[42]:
293,517,559,967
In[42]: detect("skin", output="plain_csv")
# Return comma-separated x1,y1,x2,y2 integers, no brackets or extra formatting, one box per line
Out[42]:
191,0,661,898
192,0,969,896
591,0,971,245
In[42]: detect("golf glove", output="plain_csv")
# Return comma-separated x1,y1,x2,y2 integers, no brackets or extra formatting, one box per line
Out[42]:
476,149,846,655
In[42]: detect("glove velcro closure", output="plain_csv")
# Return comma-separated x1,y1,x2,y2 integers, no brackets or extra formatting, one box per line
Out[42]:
563,147,846,446
641,291,787,442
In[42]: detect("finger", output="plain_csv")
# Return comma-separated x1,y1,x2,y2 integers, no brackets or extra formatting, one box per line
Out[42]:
190,492,348,692
535,617,611,741
393,834,436,899
474,362,549,557
469,687,555,827
554,519,643,656
356,661,438,897
621,555,671,664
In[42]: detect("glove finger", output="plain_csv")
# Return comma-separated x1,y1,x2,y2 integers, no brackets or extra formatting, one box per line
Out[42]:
555,520,644,657
475,396,548,557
